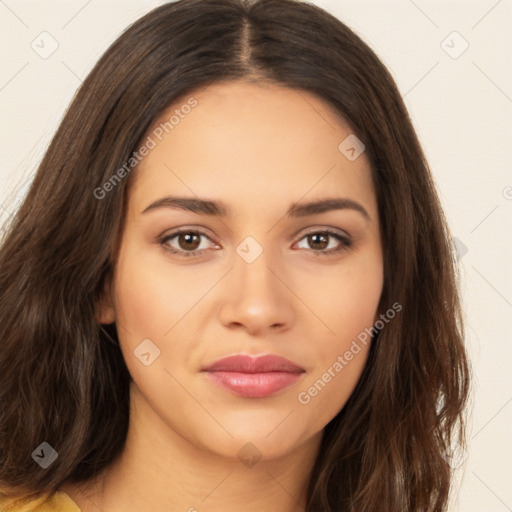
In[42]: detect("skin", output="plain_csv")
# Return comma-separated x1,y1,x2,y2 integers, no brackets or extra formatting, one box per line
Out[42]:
61,80,384,512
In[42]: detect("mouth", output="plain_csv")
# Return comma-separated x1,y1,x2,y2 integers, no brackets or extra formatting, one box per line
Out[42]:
201,354,306,398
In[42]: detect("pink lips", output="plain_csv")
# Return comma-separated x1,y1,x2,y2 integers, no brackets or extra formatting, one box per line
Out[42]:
202,354,305,398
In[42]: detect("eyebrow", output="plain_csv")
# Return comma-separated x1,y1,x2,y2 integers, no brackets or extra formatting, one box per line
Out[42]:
141,196,371,221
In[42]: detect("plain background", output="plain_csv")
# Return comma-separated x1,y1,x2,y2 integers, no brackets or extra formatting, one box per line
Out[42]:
0,1,511,510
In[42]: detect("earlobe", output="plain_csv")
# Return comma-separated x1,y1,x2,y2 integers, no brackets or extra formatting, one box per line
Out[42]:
96,275,116,324
97,299,116,324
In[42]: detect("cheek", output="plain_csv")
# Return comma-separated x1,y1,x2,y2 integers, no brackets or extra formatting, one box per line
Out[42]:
114,266,171,339
111,240,217,384
295,248,382,421
111,243,191,402
305,246,383,344
313,271,380,382
113,240,197,339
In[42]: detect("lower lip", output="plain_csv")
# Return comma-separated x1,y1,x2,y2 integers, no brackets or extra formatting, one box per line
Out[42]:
204,371,304,398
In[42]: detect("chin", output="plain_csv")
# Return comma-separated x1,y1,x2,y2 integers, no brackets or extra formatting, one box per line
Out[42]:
195,424,312,463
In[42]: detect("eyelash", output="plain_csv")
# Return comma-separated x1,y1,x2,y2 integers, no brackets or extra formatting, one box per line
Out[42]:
159,228,352,258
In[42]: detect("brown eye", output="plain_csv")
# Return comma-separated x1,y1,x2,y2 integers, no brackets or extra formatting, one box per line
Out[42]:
177,232,201,251
295,229,352,256
307,233,329,250
161,230,216,257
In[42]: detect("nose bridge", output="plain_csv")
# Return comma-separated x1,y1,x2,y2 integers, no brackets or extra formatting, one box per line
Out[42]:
233,238,282,304
217,236,294,333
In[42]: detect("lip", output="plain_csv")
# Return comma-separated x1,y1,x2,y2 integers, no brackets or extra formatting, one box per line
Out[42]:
202,354,305,398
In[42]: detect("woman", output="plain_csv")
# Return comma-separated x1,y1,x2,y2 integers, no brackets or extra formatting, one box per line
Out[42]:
0,0,471,510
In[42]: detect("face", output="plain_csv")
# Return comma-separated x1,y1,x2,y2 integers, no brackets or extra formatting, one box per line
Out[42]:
100,80,383,462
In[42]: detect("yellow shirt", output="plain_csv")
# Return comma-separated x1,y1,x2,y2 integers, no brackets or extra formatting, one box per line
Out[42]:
0,491,81,512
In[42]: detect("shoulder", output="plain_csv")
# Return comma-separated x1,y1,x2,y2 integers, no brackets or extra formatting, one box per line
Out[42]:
0,491,81,512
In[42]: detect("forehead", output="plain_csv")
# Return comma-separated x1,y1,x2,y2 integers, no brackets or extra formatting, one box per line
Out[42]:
129,80,376,217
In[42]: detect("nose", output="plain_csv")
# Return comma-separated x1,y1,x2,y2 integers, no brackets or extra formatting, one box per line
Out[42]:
218,249,295,336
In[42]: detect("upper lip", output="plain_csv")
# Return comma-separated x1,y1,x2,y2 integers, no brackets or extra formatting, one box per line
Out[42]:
202,354,305,373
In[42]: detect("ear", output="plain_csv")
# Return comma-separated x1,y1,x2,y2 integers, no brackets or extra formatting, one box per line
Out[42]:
96,272,116,325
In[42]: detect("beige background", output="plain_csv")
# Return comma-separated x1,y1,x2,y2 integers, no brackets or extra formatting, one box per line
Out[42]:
1,1,511,510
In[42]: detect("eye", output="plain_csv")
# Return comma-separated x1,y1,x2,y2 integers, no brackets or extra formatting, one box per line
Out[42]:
160,230,218,257
294,229,352,256
159,228,352,258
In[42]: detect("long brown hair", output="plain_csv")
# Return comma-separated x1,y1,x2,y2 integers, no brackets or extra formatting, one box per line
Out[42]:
0,0,471,510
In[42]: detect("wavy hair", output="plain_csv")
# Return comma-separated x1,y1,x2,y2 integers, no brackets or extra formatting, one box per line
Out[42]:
0,0,471,510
